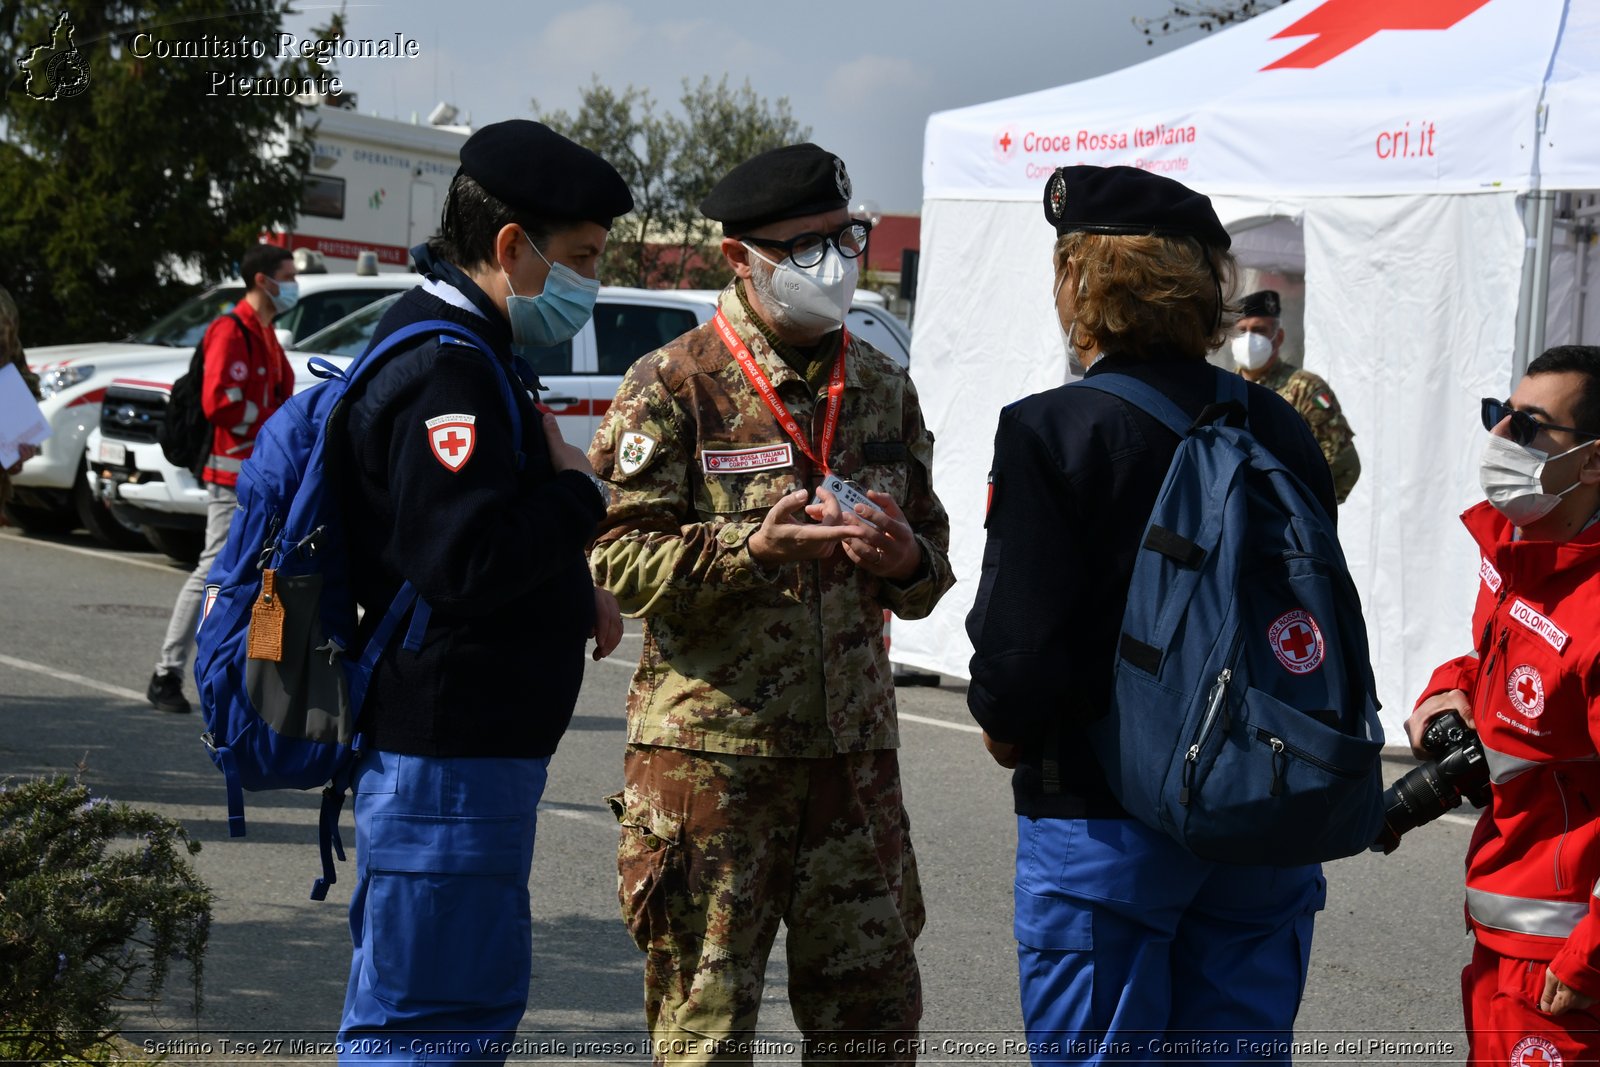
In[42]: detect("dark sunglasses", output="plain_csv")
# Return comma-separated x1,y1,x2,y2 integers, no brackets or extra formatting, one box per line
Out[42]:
1481,397,1600,447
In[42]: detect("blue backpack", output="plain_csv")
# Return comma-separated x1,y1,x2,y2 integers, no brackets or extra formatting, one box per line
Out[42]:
194,318,523,899
1073,369,1385,866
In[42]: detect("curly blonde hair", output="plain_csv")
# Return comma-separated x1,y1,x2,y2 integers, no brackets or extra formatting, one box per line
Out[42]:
1053,232,1236,360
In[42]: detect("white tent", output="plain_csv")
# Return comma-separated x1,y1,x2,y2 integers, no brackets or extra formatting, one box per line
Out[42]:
893,0,1600,743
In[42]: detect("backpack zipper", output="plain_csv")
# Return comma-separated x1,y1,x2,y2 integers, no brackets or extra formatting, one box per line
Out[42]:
1252,727,1367,779
1181,666,1232,805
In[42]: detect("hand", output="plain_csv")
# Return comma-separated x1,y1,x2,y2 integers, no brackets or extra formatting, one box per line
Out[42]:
541,413,595,477
591,586,623,661
983,731,1020,769
1541,967,1598,1016
839,490,923,582
748,489,874,565
4,442,38,476
1405,689,1472,758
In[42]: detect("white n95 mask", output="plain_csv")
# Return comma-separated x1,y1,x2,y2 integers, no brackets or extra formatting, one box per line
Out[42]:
1479,433,1594,525
747,244,858,333
1231,332,1273,371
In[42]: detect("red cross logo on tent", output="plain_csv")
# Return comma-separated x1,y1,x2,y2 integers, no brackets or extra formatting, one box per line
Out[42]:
1511,1035,1564,1067
1263,0,1494,71
994,126,1018,163
425,412,477,472
1267,609,1325,674
1507,665,1547,719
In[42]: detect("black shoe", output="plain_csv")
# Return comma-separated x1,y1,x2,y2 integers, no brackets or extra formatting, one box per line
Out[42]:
147,669,191,714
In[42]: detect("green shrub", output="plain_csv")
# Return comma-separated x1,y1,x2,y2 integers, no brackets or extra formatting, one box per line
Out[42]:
0,775,212,1064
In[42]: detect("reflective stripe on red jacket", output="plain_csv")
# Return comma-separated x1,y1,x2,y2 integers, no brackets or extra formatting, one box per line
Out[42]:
200,300,293,486
1418,501,1600,997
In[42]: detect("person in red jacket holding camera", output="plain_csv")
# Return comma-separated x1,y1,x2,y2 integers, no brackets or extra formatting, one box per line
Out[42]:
147,244,295,713
1409,345,1600,1066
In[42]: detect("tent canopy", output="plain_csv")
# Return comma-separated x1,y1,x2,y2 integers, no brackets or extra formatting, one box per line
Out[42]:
924,0,1593,200
896,0,1600,745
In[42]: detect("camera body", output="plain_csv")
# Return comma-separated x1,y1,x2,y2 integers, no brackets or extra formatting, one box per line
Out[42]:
1375,710,1491,854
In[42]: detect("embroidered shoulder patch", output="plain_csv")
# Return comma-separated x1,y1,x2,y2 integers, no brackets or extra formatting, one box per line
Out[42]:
426,413,477,472
618,431,658,477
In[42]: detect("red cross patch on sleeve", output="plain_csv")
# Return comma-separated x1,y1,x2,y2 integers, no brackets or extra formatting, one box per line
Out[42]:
426,413,477,472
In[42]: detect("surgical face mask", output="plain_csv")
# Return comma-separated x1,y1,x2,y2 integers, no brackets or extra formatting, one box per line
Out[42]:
505,231,600,349
1479,432,1596,525
267,278,299,315
745,243,857,333
1054,272,1088,377
1231,331,1274,371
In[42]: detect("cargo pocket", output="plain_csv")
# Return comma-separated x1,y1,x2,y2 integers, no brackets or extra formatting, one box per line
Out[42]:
693,467,794,519
607,790,685,953
362,813,526,1008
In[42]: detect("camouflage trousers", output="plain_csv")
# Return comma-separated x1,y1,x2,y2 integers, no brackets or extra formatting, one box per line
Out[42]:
609,744,925,1066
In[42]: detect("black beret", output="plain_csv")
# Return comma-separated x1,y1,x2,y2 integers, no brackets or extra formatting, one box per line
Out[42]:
700,143,853,234
458,119,633,229
1042,165,1230,251
1239,290,1282,319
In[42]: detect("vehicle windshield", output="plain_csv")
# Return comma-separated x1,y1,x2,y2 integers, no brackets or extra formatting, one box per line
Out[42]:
130,286,246,347
294,292,402,357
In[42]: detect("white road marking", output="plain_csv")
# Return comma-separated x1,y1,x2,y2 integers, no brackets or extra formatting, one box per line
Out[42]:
1,532,179,575
547,807,607,825
0,652,146,703
1440,813,1479,828
900,711,982,734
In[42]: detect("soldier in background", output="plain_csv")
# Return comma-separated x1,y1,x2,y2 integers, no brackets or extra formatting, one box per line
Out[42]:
0,284,42,516
1231,289,1362,503
589,143,953,1063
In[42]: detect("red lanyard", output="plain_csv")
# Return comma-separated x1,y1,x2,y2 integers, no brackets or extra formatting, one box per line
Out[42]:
713,309,849,474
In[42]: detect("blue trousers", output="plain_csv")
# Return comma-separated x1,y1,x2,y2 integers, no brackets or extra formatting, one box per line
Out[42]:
338,751,549,1065
1014,816,1325,1066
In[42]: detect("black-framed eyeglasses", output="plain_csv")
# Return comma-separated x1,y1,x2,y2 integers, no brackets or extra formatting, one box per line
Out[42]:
1481,397,1600,446
741,220,872,268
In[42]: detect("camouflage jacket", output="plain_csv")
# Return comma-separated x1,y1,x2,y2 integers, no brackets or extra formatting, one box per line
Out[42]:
588,284,954,757
1246,358,1361,504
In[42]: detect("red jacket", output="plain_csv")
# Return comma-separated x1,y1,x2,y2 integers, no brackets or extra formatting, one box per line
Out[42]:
199,300,293,487
1419,501,1600,995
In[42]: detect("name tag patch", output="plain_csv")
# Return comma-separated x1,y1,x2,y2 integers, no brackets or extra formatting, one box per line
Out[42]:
1479,556,1502,594
1508,598,1569,653
701,443,794,474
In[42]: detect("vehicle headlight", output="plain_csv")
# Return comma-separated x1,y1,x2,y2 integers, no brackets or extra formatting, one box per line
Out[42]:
37,364,96,399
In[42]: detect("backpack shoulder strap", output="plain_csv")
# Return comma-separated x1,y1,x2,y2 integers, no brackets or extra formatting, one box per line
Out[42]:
1071,371,1195,438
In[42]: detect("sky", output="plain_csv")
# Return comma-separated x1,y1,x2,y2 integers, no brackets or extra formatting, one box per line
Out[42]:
280,0,1219,214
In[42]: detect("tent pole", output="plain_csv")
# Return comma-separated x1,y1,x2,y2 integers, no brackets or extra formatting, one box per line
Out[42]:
1514,194,1540,381
1529,191,1557,363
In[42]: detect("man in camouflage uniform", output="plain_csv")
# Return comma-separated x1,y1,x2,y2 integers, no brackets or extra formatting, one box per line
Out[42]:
1231,289,1361,503
589,144,953,1064
0,284,42,516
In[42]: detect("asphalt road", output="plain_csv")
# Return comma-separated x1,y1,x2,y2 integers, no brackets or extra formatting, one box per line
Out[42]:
0,526,1476,1065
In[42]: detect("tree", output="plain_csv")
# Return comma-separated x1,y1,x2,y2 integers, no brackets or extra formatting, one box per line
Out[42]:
0,1,342,345
537,77,809,290
1135,1,1292,43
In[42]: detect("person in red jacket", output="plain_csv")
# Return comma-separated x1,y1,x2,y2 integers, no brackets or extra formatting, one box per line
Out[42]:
147,244,296,713
1409,344,1600,1066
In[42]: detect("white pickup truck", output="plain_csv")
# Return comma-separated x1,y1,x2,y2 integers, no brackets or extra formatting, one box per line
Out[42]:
89,285,913,563
14,270,420,546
